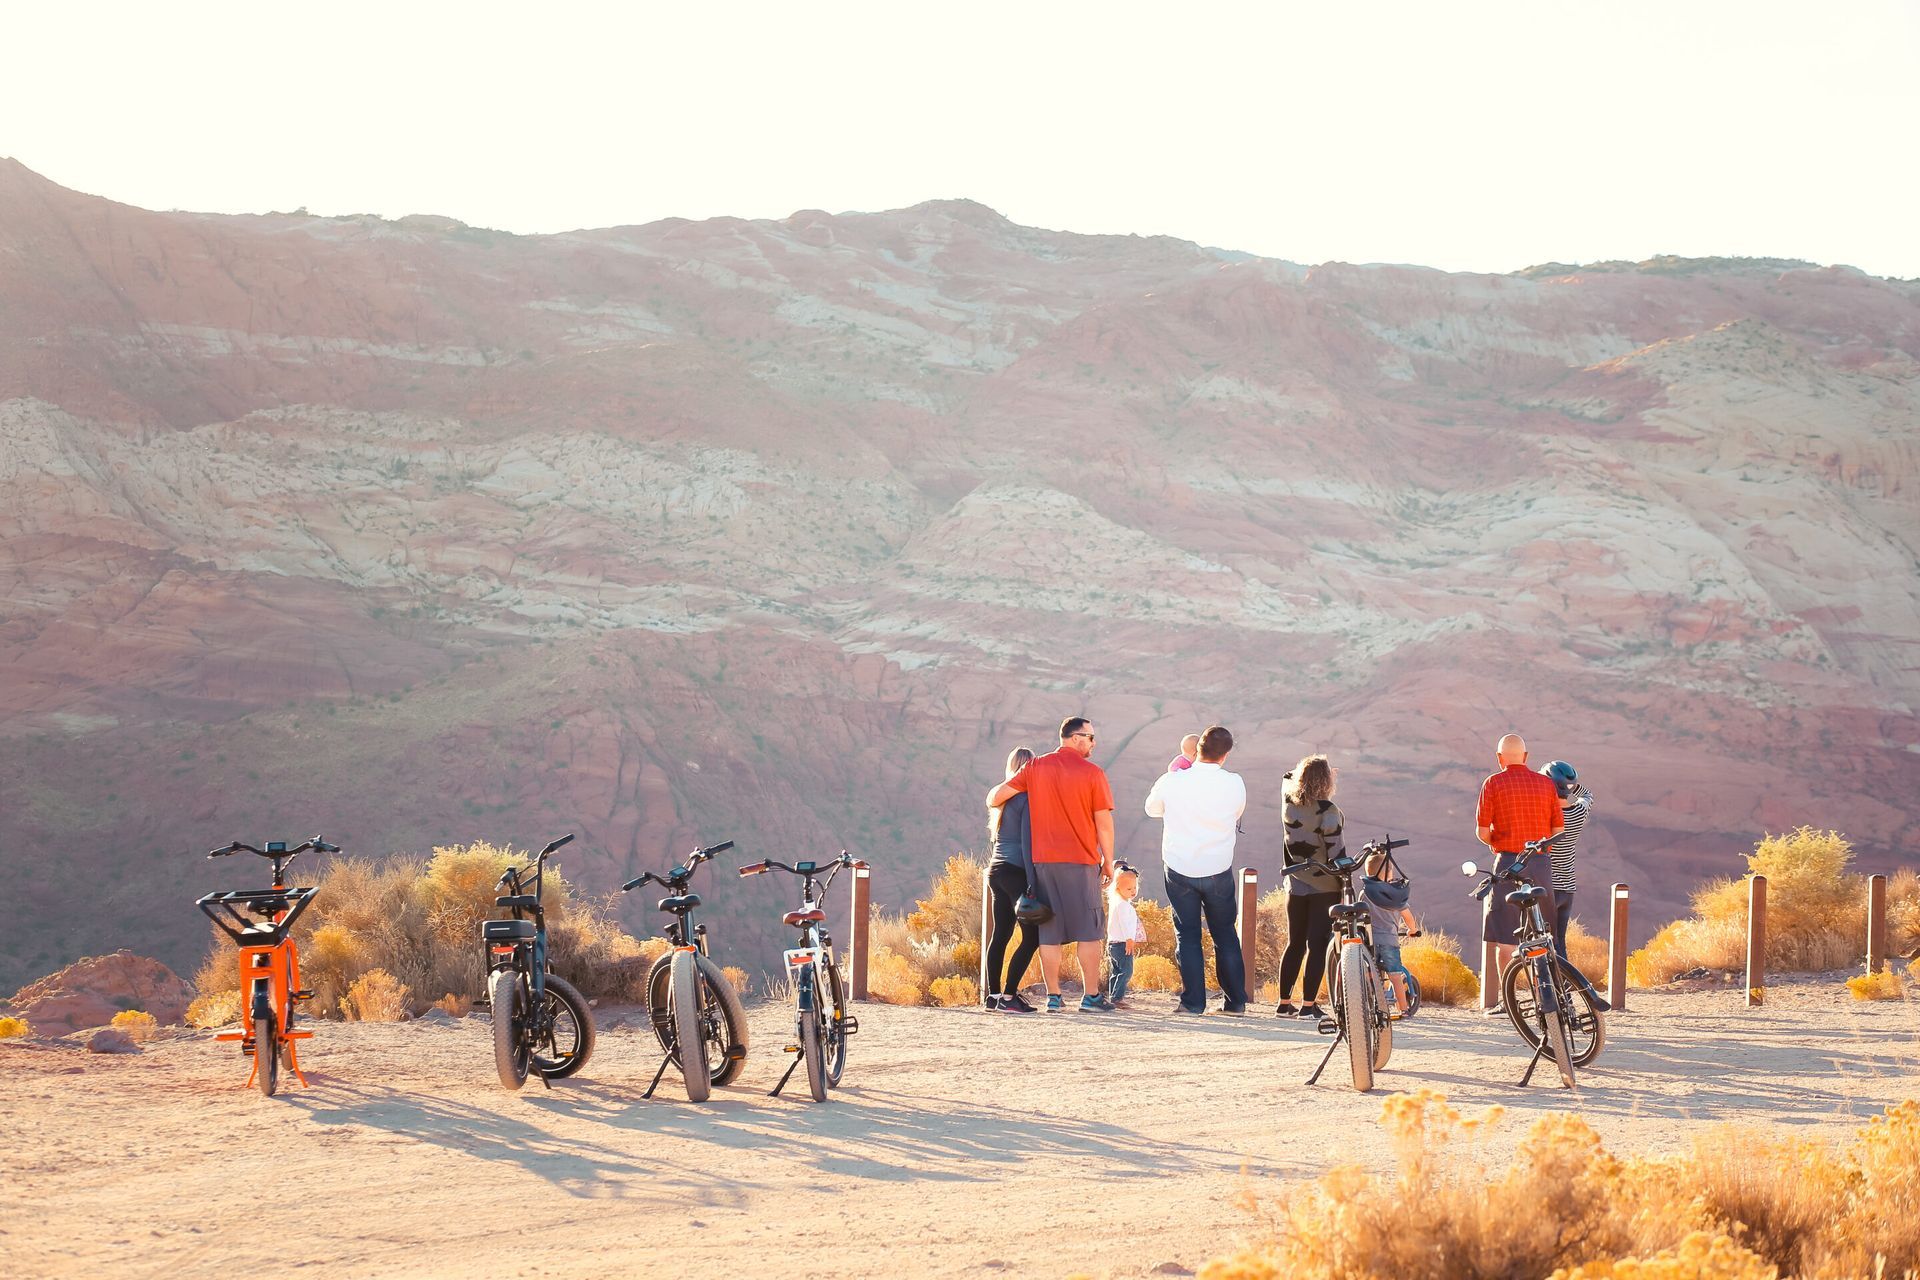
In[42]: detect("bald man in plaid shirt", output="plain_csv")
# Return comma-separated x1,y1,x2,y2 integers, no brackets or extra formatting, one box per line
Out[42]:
1476,733,1564,1010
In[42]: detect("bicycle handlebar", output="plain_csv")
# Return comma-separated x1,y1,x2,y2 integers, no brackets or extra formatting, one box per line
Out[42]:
1463,839,1551,899
496,833,575,889
205,836,339,860
621,839,736,892
737,851,857,879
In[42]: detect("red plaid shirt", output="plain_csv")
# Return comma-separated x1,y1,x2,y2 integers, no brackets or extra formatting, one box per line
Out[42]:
1476,765,1564,854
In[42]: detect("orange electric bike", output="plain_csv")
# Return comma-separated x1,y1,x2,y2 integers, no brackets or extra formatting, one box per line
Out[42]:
197,838,331,1096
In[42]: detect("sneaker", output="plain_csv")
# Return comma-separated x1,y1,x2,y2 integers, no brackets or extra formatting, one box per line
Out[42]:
1217,1002,1248,1016
1275,1003,1298,1017
1109,998,1134,1010
1005,993,1038,1013
1046,993,1065,1012
1297,1003,1326,1020
1080,994,1116,1012
1482,1003,1507,1018
1174,1003,1208,1016
984,995,1002,1012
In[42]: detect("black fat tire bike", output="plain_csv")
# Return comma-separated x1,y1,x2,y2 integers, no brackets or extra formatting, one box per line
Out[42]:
622,840,748,1103
1289,835,1410,1093
1464,839,1610,1088
481,833,596,1091
738,851,864,1102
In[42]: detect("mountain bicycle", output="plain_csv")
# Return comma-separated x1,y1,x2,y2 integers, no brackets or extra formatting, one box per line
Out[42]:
481,833,596,1091
1464,839,1609,1087
739,851,864,1102
197,838,330,1097
622,840,748,1102
1286,837,1397,1092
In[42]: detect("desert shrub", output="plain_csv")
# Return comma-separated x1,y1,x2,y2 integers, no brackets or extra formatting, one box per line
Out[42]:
1630,827,1869,984
905,853,984,948
339,968,410,1022
951,938,980,978
0,1016,29,1038
1131,954,1180,991
1887,867,1920,957
185,990,241,1028
1565,918,1610,986
866,947,923,1006
1401,926,1479,1007
1205,1091,1920,1280
929,975,979,1007
722,965,750,996
430,993,471,1017
1846,970,1902,1001
1254,887,1291,983
189,841,647,1018
109,1010,158,1042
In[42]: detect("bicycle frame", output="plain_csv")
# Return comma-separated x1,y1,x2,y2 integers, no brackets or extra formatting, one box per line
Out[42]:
1467,842,1583,1087
739,852,861,1099
482,834,572,1087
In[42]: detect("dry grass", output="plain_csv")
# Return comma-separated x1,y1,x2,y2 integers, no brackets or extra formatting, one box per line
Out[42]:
721,965,751,996
1401,926,1479,1007
0,1016,29,1039
430,993,471,1017
190,841,647,1018
1201,1090,1920,1280
184,990,241,1028
1131,954,1180,991
340,969,410,1022
109,1010,158,1042
1629,828,1884,986
928,975,979,1007
1847,970,1904,1001
1566,918,1611,986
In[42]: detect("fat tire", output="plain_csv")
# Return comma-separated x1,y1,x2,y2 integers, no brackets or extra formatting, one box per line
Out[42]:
254,1011,279,1098
1338,944,1374,1092
1503,958,1606,1067
1404,971,1423,1017
489,968,529,1090
801,999,829,1102
670,950,711,1103
1373,970,1393,1071
821,958,849,1086
646,953,748,1087
1542,972,1578,1088
531,973,596,1079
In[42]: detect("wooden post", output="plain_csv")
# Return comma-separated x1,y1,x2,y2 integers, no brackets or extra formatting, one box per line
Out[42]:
1746,873,1767,1008
1481,939,1499,1011
849,862,872,1001
1608,882,1629,1012
1868,873,1888,975
979,867,994,999
1238,868,1258,993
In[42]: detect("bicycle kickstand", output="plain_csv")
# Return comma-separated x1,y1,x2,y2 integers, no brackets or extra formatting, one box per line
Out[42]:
1517,1037,1549,1088
770,1049,803,1098
534,1065,553,1091
1306,1027,1345,1086
643,1053,674,1100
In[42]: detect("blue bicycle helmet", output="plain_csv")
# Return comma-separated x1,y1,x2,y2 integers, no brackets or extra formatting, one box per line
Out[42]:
1542,759,1578,799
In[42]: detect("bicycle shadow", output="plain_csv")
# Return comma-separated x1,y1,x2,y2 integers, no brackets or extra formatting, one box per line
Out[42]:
536,1082,1200,1184
287,1081,758,1205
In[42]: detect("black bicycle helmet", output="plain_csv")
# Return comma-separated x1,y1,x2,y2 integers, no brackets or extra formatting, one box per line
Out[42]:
1360,875,1411,910
1014,892,1052,924
1542,759,1578,799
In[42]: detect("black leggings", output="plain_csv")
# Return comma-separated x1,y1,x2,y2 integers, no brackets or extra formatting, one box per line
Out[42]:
985,862,1041,996
1278,890,1340,1003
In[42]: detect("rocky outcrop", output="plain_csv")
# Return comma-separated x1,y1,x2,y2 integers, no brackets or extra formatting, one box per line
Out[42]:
0,159,1915,983
6,952,195,1033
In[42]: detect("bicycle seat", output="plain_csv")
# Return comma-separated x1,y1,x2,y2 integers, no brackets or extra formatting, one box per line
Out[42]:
247,898,292,918
495,895,539,910
784,909,826,927
658,893,701,914
1329,902,1369,920
482,919,537,941
1506,886,1547,906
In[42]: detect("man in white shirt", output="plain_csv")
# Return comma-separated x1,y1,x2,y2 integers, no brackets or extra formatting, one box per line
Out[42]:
1142,725,1249,1014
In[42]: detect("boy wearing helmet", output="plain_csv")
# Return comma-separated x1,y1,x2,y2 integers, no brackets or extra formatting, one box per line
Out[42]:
1541,760,1592,960
1362,847,1419,1016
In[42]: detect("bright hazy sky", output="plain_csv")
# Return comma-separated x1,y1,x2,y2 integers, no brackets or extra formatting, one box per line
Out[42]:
6,1,1918,277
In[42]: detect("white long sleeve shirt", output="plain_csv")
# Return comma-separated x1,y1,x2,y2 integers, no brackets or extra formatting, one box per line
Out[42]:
1106,893,1149,944
1143,760,1246,878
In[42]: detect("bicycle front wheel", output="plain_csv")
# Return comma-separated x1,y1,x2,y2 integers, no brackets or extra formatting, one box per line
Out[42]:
1503,958,1606,1066
670,951,712,1102
254,1011,279,1098
1337,943,1374,1092
489,968,529,1090
531,973,596,1079
646,953,749,1087
821,957,849,1086
1540,963,1577,1088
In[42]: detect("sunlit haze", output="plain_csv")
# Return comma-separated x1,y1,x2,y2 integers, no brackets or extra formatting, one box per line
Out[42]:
5,0,1919,275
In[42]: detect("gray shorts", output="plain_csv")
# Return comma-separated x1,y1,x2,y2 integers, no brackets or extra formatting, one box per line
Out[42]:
1031,862,1103,945
1481,852,1534,944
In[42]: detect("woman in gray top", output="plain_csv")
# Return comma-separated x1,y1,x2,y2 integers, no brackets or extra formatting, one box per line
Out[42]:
1275,755,1347,1019
984,747,1041,1012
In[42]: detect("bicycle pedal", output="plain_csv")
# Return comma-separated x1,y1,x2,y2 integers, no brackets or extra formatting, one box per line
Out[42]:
839,1017,859,1036
1316,1018,1339,1035
290,989,315,1001
724,1045,747,1062
783,1044,801,1054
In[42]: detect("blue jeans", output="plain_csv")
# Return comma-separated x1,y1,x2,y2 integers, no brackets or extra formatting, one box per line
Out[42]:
1164,867,1249,1011
1374,942,1409,979
1107,942,1134,1002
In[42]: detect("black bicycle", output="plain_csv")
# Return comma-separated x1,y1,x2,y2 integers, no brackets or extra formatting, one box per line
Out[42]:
1286,840,1394,1092
1464,839,1609,1087
739,852,863,1102
482,833,596,1091
622,840,748,1103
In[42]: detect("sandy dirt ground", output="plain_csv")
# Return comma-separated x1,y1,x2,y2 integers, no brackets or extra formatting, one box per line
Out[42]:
5,976,1917,1279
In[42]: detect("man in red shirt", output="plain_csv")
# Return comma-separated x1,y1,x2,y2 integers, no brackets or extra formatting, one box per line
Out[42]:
1476,733,1565,996
987,717,1117,1012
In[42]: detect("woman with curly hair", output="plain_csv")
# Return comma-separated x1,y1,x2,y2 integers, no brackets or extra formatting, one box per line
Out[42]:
1275,754,1346,1019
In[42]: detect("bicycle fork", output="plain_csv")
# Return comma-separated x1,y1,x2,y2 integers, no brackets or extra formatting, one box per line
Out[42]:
1516,953,1565,1088
771,957,816,1099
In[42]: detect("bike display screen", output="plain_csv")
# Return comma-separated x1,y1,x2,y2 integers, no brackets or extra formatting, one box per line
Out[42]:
794,861,816,875
266,841,287,853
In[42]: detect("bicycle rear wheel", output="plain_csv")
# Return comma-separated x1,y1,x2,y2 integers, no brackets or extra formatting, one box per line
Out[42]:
531,973,596,1079
801,979,829,1102
646,953,749,1086
254,1010,279,1098
1337,943,1374,1092
670,950,712,1102
489,968,529,1091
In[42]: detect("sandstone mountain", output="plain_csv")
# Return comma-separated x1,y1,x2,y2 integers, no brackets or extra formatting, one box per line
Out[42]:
1,159,1915,987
